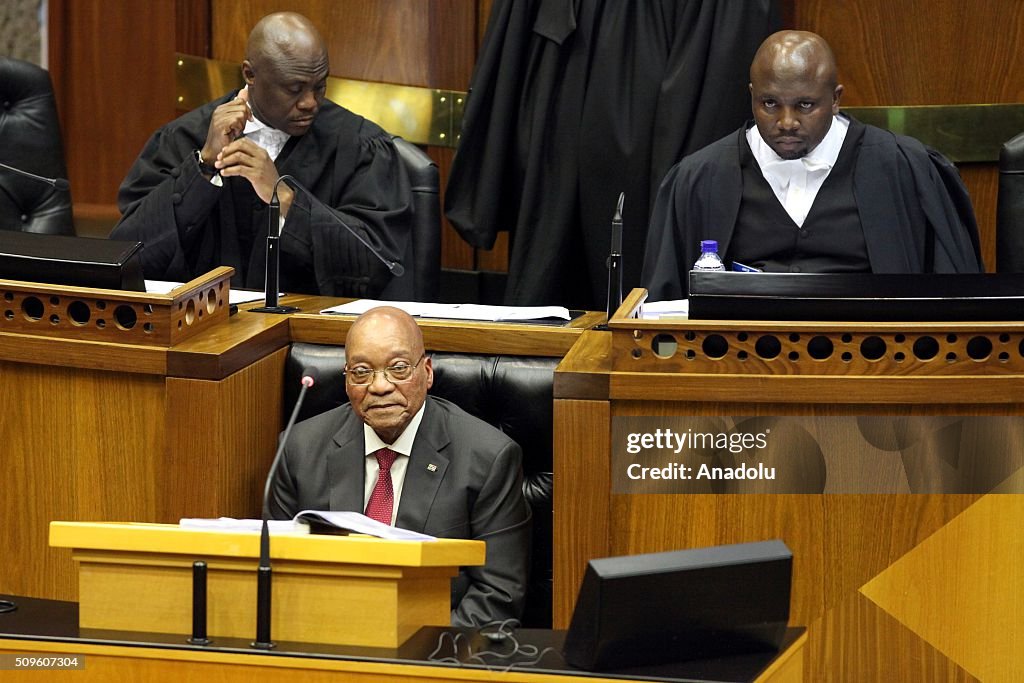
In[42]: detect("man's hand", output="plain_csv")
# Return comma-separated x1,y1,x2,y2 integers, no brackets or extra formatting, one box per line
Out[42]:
200,89,251,164
215,138,295,216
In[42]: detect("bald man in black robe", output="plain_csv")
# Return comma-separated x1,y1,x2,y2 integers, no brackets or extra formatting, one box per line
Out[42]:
113,12,411,298
642,30,982,301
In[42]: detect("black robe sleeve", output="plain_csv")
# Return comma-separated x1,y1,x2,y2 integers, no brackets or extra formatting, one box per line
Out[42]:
278,127,412,298
112,96,227,282
641,132,743,301
854,124,983,274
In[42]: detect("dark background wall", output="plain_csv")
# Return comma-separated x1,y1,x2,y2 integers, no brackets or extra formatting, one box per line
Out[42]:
47,0,1024,273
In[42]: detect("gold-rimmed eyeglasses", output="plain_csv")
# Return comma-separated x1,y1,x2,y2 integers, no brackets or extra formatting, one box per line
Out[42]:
344,355,426,386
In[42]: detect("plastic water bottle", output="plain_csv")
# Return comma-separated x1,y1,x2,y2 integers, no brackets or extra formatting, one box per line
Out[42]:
692,240,725,271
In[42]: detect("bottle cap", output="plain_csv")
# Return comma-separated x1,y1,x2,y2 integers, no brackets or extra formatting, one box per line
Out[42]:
700,240,718,253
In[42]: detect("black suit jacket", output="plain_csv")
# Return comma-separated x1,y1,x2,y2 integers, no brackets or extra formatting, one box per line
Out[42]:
268,395,531,627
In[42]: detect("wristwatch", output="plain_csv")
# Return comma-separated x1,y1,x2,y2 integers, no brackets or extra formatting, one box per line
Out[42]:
194,149,219,177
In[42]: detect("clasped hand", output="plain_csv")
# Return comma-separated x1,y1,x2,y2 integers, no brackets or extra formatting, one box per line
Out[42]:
200,89,294,214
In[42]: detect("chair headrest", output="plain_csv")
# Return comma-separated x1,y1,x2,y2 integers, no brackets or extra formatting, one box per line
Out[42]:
999,131,1024,172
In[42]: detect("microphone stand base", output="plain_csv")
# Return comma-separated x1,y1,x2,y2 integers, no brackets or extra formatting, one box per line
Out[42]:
187,637,211,646
249,305,300,314
0,600,16,614
250,641,276,650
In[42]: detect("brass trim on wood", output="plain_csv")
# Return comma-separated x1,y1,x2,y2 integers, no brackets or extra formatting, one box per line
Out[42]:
844,104,1024,162
175,54,462,147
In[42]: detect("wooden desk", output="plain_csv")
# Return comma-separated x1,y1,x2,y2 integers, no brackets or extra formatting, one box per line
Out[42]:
0,595,806,683
552,290,1024,681
289,309,604,356
0,282,336,603
1,290,599,609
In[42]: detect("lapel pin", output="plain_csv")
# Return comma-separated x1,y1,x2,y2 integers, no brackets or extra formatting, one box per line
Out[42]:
427,463,437,472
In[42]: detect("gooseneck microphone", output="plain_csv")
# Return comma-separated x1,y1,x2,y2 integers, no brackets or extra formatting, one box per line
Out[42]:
596,192,625,330
0,161,70,191
281,174,405,276
251,176,299,314
252,371,316,650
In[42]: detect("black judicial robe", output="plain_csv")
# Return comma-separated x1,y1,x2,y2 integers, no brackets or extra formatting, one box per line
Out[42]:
113,92,412,298
641,118,984,301
445,0,779,309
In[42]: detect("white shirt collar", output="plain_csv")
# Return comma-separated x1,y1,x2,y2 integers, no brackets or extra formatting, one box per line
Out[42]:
362,401,427,457
239,86,291,161
747,114,849,180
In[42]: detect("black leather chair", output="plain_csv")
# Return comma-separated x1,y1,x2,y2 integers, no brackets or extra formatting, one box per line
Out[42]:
997,131,1024,272
285,342,558,628
384,136,440,301
0,57,73,235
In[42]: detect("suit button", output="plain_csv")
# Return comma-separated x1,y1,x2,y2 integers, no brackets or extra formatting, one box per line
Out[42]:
170,167,180,178
791,265,802,273
171,192,182,205
3,101,10,110
20,214,28,222
800,229,809,238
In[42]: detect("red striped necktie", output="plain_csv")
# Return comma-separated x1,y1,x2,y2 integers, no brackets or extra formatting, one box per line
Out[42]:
365,447,398,525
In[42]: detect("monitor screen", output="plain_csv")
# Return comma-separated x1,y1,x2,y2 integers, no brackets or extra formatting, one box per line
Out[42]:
0,231,145,291
562,540,792,672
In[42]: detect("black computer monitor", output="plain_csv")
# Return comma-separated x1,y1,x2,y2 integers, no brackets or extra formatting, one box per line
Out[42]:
0,231,145,291
562,540,792,672
688,271,1024,321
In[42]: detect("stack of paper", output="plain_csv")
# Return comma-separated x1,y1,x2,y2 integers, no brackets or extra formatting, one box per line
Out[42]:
320,299,570,322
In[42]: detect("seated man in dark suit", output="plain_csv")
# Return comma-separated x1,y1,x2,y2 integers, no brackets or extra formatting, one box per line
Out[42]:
113,12,411,297
642,30,983,300
268,306,531,627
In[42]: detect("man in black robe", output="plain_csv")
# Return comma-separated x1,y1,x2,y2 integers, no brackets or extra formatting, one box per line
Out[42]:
642,30,983,301
113,12,411,298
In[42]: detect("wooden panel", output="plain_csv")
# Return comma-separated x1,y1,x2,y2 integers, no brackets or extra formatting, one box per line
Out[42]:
163,348,287,521
0,362,165,600
209,0,475,90
48,0,178,206
552,399,611,628
814,592,978,682
860,495,1024,681
175,0,211,56
555,313,1024,680
790,2,1024,106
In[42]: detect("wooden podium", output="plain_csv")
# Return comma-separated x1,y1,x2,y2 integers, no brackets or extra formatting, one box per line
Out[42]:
552,288,1024,682
49,522,485,648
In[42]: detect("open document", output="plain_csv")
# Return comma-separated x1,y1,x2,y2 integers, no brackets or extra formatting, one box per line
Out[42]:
180,511,436,541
